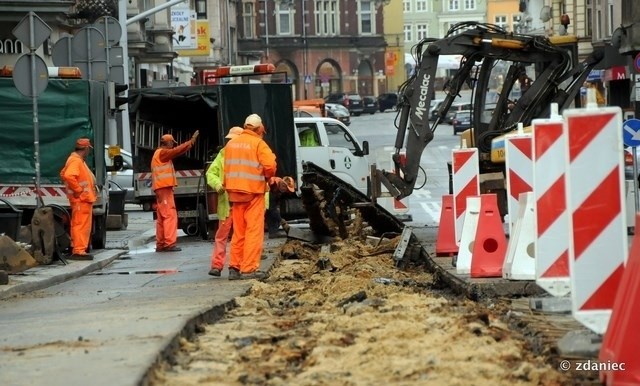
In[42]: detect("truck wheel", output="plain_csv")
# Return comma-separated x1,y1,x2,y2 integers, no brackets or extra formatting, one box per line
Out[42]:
142,202,153,212
197,203,209,240
91,214,107,250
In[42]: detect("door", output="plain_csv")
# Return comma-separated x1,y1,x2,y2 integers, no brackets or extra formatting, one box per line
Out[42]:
323,121,369,193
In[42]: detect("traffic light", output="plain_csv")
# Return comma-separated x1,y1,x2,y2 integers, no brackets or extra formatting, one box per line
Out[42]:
108,81,129,110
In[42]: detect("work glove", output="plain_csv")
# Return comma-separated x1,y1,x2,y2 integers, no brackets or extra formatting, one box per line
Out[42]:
216,185,225,194
277,180,288,193
268,176,280,186
191,130,200,145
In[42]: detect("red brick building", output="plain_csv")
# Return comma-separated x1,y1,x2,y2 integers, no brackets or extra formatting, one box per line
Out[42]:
237,0,390,100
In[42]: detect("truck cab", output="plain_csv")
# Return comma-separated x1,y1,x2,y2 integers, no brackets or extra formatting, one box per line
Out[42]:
294,117,370,195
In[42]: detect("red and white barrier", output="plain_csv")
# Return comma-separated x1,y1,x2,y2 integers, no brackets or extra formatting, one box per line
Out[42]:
452,147,480,244
470,194,508,278
564,106,627,334
505,133,533,237
532,118,571,297
435,195,459,256
599,214,640,385
456,196,481,274
503,192,535,280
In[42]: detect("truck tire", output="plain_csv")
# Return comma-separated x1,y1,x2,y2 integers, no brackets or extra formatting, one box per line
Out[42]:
197,203,209,240
92,214,107,250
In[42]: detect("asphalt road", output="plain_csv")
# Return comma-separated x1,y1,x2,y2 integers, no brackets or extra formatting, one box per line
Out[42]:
347,109,461,227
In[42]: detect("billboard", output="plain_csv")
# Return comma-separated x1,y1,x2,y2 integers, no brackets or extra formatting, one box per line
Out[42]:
170,7,197,50
177,21,211,57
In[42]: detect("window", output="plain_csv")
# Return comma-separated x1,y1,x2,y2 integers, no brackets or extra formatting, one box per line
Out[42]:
494,15,507,30
608,0,613,37
297,124,321,147
586,0,593,37
242,2,254,39
596,9,602,40
359,1,374,34
416,0,427,11
464,0,475,10
404,24,413,42
276,2,293,35
512,14,521,33
403,0,411,12
448,0,459,11
416,24,428,40
325,124,358,154
315,1,339,35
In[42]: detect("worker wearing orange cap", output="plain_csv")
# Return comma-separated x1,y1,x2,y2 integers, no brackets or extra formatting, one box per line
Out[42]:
152,130,199,252
206,126,243,277
60,137,97,260
224,114,277,280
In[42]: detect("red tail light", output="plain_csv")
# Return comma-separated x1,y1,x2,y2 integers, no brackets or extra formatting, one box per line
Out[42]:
625,151,634,166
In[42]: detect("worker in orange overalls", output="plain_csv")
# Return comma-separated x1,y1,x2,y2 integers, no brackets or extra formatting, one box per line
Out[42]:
152,131,199,252
60,138,97,260
205,126,243,277
224,114,277,280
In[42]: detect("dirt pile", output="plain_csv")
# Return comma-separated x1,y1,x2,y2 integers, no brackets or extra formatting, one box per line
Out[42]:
152,237,568,386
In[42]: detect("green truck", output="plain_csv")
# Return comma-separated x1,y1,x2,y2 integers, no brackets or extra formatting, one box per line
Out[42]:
0,78,110,250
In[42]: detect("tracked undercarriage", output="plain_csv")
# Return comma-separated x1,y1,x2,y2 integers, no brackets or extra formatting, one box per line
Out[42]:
299,162,423,268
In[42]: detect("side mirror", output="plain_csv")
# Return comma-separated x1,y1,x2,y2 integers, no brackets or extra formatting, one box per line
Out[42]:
107,155,124,172
362,141,369,156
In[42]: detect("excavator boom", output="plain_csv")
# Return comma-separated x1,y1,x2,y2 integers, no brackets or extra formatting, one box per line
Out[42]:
379,22,603,200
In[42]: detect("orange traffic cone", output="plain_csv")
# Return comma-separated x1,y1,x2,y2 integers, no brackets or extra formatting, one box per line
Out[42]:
599,214,640,385
436,195,459,256
470,194,507,278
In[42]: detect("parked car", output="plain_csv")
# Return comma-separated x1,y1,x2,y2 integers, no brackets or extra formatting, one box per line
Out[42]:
362,96,378,114
324,92,364,116
377,93,398,112
625,147,640,181
326,103,351,126
429,99,446,121
452,110,472,135
105,146,135,203
445,102,472,124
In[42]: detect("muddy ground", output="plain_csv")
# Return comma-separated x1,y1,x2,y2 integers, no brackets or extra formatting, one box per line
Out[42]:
150,232,574,386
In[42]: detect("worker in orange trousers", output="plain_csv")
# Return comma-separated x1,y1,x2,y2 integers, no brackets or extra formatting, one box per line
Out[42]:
224,114,277,280
206,126,244,277
152,130,199,252
60,138,97,260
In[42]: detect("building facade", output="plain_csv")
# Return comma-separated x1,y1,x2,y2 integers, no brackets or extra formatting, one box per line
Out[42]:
236,0,390,100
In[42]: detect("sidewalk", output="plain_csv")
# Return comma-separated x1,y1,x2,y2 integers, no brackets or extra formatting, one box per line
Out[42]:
0,206,284,386
0,205,155,300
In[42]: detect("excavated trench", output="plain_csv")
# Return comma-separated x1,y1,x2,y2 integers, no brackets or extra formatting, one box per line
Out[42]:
147,210,578,386
147,166,599,385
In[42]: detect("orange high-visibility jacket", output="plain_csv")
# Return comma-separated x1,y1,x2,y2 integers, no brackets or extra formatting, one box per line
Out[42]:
151,141,192,191
224,130,277,195
60,152,97,204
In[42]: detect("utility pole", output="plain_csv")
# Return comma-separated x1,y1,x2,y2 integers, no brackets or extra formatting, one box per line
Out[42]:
262,0,270,61
302,0,308,99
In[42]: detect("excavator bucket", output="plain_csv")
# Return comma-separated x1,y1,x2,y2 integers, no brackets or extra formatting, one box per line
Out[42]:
0,235,38,274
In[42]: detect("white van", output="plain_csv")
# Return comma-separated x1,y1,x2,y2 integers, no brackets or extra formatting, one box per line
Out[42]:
293,117,410,219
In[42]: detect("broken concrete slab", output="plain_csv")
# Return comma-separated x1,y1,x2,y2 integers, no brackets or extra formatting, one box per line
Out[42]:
557,329,602,358
529,296,572,314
